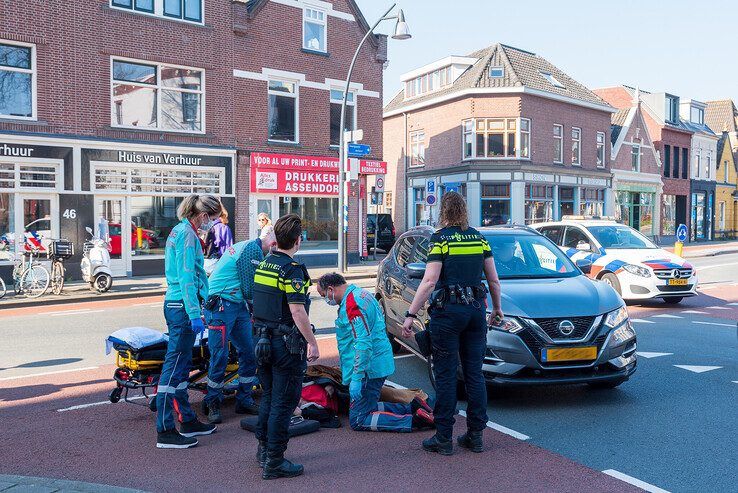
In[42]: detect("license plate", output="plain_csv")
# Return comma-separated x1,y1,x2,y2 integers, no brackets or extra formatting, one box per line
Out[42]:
542,346,597,362
367,233,375,238
668,279,688,286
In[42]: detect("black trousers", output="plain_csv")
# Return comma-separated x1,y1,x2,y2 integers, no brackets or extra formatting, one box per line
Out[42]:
255,335,307,459
429,302,489,440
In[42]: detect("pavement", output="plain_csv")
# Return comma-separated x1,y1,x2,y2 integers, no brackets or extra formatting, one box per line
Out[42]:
662,239,738,258
0,475,146,492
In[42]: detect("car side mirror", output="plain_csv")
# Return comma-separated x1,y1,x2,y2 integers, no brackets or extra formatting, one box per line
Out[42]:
85,227,93,235
576,241,591,251
576,258,593,275
406,262,426,279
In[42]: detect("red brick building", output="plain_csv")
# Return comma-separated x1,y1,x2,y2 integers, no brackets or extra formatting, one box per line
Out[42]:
0,0,385,281
595,86,693,241
383,44,614,232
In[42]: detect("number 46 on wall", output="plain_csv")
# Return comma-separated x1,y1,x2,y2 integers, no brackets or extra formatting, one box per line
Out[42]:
62,209,77,219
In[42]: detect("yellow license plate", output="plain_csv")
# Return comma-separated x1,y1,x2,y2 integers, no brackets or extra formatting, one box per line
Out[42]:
668,279,688,286
542,346,597,362
367,233,375,238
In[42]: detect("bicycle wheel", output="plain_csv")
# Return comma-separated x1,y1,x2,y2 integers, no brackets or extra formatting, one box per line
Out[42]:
21,264,50,298
0,276,6,299
50,261,65,295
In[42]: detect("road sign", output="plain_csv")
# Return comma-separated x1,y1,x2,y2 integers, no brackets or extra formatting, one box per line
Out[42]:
444,182,460,193
426,194,437,206
426,180,436,195
348,143,371,157
347,158,359,181
344,129,363,142
676,224,688,242
375,175,385,192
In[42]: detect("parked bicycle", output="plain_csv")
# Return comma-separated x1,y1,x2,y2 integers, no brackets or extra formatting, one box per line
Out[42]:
48,239,74,295
12,247,50,298
0,275,5,299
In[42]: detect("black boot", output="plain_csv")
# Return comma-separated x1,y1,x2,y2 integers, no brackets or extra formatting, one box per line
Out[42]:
180,419,217,437
206,400,222,424
235,400,260,415
262,457,304,480
156,429,198,449
422,434,453,456
457,430,484,453
256,441,267,468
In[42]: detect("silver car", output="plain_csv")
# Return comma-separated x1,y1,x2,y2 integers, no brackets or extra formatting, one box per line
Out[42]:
376,225,637,389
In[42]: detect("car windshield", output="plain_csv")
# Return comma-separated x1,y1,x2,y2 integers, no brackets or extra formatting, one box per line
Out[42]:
587,225,657,250
483,233,580,279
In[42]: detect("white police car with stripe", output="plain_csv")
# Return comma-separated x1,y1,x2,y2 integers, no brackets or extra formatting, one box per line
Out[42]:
532,218,697,304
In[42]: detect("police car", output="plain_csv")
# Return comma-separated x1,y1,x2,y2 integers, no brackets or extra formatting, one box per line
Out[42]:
532,217,697,304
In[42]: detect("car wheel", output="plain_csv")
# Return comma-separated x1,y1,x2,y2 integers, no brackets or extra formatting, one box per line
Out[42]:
587,380,624,390
663,297,683,304
601,273,622,295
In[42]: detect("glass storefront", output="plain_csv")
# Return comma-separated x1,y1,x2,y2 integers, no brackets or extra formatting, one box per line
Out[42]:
481,183,510,226
580,188,605,217
0,193,14,260
130,196,183,256
525,184,553,224
616,191,655,236
279,196,338,250
662,194,676,236
413,187,426,226
692,192,705,240
559,186,574,217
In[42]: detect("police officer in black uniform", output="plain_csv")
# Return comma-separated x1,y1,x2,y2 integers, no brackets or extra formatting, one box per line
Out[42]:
402,192,503,455
252,213,320,480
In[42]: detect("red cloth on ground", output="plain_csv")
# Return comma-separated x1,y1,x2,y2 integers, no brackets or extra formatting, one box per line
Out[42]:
301,384,339,414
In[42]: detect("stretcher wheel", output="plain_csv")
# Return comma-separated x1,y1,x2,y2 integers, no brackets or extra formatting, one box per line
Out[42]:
109,387,122,404
149,397,157,412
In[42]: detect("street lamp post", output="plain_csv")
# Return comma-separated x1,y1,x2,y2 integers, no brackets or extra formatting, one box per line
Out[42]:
337,3,411,273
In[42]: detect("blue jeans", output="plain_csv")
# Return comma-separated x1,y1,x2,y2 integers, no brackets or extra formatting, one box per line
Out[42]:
349,377,413,432
204,299,257,406
156,301,197,433
430,302,489,440
255,335,307,459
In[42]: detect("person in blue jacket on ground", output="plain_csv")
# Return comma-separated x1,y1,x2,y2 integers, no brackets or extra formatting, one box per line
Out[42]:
156,194,223,449
202,229,278,424
316,272,435,432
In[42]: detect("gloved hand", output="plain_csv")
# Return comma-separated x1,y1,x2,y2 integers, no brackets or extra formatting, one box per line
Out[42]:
254,337,271,366
191,317,206,336
349,379,363,402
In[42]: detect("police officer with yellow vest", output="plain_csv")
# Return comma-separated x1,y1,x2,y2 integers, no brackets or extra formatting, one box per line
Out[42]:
252,213,319,480
403,192,503,456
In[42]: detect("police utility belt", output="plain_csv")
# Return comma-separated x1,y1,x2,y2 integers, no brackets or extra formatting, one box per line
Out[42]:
430,284,487,309
253,320,306,363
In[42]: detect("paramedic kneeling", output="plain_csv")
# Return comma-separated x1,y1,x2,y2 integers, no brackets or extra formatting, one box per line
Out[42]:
316,273,435,432
202,230,278,424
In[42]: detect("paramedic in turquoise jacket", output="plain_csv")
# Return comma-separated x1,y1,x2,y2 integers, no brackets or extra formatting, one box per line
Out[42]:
202,229,277,424
316,273,435,432
156,194,223,450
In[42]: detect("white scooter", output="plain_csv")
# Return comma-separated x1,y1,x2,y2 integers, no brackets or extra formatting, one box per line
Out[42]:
81,226,113,293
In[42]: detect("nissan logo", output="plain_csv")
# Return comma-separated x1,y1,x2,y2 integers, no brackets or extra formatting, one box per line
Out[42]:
558,320,575,336
672,269,681,279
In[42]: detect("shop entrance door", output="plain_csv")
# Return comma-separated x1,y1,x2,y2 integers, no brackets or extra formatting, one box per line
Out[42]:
16,195,58,256
95,197,129,277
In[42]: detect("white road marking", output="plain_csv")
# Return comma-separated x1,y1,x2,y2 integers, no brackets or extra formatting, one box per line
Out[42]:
693,321,736,328
315,334,337,340
0,366,98,381
393,353,415,360
45,308,94,315
706,306,732,310
636,352,673,359
57,395,146,412
630,319,655,324
680,310,707,315
50,309,104,317
652,314,682,319
673,365,722,374
695,262,738,271
603,470,670,493
457,409,530,441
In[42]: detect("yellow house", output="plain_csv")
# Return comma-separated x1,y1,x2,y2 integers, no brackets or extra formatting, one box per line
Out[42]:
715,133,737,238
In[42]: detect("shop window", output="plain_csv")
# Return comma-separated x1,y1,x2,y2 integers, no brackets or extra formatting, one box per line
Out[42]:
559,186,575,217
631,143,641,172
268,79,298,143
410,131,426,167
524,184,553,225
718,201,725,231
0,41,35,119
481,183,510,226
580,188,604,217
303,7,326,52
111,0,202,23
464,118,524,159
0,162,59,191
279,197,338,250
618,192,655,236
413,187,426,226
553,124,563,163
571,127,581,165
92,164,222,195
130,196,183,257
0,193,14,261
329,89,355,146
112,59,203,132
596,132,606,168
662,194,676,236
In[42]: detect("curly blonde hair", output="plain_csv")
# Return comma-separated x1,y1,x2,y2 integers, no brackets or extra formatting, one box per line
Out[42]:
438,192,469,230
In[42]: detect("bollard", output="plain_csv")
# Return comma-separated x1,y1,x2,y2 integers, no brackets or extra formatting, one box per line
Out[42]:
137,226,143,249
674,240,683,257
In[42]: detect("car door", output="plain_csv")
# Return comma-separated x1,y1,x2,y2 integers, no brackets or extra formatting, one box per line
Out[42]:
384,234,416,326
563,226,595,253
401,235,430,324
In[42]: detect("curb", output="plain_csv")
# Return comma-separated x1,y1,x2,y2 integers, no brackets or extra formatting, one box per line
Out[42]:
679,247,738,259
0,272,377,310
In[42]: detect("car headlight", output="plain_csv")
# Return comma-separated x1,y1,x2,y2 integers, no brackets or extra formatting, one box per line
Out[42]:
605,306,629,329
622,264,651,277
487,314,523,334
610,323,636,346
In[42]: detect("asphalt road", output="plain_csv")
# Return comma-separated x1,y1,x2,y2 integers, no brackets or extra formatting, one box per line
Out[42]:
0,253,736,492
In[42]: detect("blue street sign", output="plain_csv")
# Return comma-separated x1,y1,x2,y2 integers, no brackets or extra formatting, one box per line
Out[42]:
348,143,371,157
426,180,436,194
676,224,688,242
426,194,437,206
444,182,460,193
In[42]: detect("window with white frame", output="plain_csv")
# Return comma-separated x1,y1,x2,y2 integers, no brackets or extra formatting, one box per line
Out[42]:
111,0,203,23
0,162,60,191
596,132,606,167
694,151,701,178
268,79,298,143
631,143,641,172
690,106,704,125
464,118,522,159
664,95,679,123
303,7,326,52
718,201,725,230
540,71,565,89
410,131,426,167
553,124,563,163
112,59,203,132
462,120,474,159
329,89,355,146
489,66,504,78
0,41,35,119
571,127,581,165
92,163,223,195
405,66,453,99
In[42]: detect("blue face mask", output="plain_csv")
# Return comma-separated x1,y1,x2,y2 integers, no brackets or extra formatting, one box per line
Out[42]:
201,218,215,232
324,290,338,306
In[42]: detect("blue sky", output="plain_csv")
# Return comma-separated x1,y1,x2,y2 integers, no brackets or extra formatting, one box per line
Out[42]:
355,0,737,106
